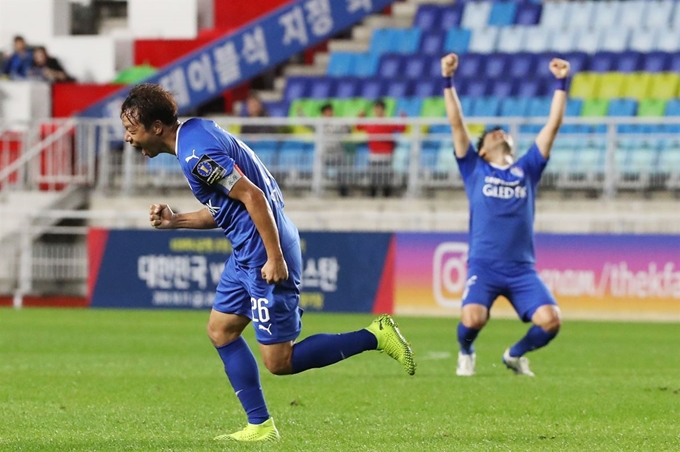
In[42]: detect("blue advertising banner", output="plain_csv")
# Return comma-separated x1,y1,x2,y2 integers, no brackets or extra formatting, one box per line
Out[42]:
79,0,395,119
88,229,392,312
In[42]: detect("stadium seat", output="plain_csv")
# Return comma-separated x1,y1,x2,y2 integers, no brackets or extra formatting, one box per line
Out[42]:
656,28,680,52
560,51,590,74
575,29,603,54
534,53,555,78
327,53,356,76
597,73,626,100
516,78,547,98
444,28,472,54
672,2,680,29
484,53,510,79
637,99,667,117
395,97,423,117
566,98,584,117
491,79,516,98
335,77,360,99
550,29,579,53
508,52,536,78
470,97,500,117
420,97,446,117
670,52,680,73
462,2,492,29
469,27,500,53
565,1,595,30
285,77,311,102
466,79,491,98
539,2,569,30
413,80,439,98
414,5,441,30
665,99,680,116
308,78,336,99
618,0,648,29
497,27,526,54
289,99,322,117
621,73,651,101
370,28,396,55
264,101,290,118
647,73,680,99
378,54,403,79
523,27,551,53
358,78,386,99
643,51,671,72
570,73,600,99
404,55,430,80
629,29,658,53
528,97,552,117
581,99,609,117
592,1,623,29
643,0,674,29
488,2,517,26
420,31,445,56
514,3,542,26
353,53,379,77
334,98,370,117
386,80,412,99
607,99,637,117
395,28,422,54
601,28,630,53
453,78,470,96
616,51,644,73
500,97,530,117
441,5,465,30
588,51,617,73
457,53,486,79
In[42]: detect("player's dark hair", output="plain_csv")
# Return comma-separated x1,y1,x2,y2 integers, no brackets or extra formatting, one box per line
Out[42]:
121,83,178,129
373,99,386,109
13,35,25,43
320,102,333,114
477,126,504,152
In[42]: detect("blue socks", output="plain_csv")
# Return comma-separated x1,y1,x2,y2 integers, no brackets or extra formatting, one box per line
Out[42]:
291,330,377,374
457,323,480,355
509,325,558,358
215,337,269,425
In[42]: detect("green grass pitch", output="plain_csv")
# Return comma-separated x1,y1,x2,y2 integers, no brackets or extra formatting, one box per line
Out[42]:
1,309,679,451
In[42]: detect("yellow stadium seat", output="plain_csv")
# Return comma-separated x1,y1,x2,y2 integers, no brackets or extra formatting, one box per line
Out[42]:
621,73,652,100
596,73,626,100
569,72,600,99
647,73,680,100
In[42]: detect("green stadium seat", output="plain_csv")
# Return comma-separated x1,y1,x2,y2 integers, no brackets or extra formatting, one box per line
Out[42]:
289,99,323,117
569,72,600,99
581,99,609,117
596,73,626,100
647,73,680,100
637,99,667,117
420,97,446,117
621,73,651,100
333,98,371,117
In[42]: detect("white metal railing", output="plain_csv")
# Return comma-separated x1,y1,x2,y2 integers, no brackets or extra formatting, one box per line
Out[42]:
1,116,680,199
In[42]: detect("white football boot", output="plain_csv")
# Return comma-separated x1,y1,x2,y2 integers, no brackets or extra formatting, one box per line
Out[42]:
456,352,476,376
502,348,535,377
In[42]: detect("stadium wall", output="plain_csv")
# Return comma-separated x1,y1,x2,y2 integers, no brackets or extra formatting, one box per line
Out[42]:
85,229,680,321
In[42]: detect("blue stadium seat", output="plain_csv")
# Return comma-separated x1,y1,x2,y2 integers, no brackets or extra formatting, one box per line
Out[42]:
566,99,584,117
665,99,680,117
353,53,379,77
559,51,590,73
616,51,644,73
491,79,517,98
386,79,412,98
462,1,492,29
528,97,552,117
395,97,423,117
413,80,439,98
642,51,671,72
516,78,547,98
457,53,485,79
515,3,542,25
369,29,397,55
534,53,555,78
378,54,404,79
452,78,469,96
335,77,359,98
359,78,386,99
509,52,537,78
459,96,473,114
414,5,442,30
488,2,517,26
469,27,499,53
670,52,680,73
441,5,464,29
466,79,491,98
428,57,444,79
500,98,530,117
420,31,445,56
308,78,335,99
284,77,311,102
607,99,637,117
588,51,617,73
404,55,430,80
444,28,471,53
470,97,500,117
263,101,289,118
497,27,526,54
484,53,510,79
327,53,356,76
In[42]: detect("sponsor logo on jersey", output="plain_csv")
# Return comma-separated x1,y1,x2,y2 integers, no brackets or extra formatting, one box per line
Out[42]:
510,166,524,178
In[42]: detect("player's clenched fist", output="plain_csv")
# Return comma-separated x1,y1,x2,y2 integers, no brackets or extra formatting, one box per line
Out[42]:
149,203,175,229
549,58,570,79
441,53,459,77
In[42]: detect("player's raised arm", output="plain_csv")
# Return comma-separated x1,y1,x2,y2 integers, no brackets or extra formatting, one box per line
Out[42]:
441,53,472,158
149,204,217,229
227,175,289,285
535,59,570,159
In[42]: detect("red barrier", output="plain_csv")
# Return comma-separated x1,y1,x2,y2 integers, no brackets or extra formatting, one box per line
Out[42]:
0,131,23,187
53,83,125,118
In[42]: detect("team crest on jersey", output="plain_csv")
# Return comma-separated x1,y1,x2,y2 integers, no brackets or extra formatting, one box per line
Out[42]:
191,154,226,185
510,166,524,178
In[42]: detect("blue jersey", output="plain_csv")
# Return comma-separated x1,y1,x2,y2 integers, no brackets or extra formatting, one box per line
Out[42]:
176,118,298,266
456,143,547,263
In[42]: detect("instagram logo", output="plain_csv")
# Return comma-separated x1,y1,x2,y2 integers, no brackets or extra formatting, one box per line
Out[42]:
432,242,469,308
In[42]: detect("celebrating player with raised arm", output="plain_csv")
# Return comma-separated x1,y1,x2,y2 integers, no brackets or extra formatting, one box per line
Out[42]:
441,54,570,377
121,84,415,442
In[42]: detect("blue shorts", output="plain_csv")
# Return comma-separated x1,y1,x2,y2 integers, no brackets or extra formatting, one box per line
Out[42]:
213,242,303,345
462,259,557,322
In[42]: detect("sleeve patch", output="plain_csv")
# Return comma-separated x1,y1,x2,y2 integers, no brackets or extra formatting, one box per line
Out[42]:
191,154,227,185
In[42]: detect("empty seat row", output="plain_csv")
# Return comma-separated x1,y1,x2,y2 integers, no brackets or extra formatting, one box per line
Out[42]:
415,2,542,29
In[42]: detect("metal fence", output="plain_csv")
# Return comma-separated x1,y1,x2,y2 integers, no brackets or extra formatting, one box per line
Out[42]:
2,116,680,199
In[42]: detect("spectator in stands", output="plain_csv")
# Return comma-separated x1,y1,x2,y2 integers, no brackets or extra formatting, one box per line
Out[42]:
241,92,281,135
356,99,406,197
2,36,32,80
28,46,74,83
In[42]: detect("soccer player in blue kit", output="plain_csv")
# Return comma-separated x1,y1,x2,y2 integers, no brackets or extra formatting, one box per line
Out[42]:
440,54,570,377
120,84,416,442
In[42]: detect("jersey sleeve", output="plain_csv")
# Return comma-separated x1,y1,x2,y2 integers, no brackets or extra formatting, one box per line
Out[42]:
517,143,548,183
455,143,479,182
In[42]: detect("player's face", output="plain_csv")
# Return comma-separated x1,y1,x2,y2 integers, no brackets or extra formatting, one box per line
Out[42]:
482,129,513,157
122,115,163,158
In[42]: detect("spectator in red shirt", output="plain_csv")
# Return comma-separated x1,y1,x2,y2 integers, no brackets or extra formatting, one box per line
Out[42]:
356,99,406,197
